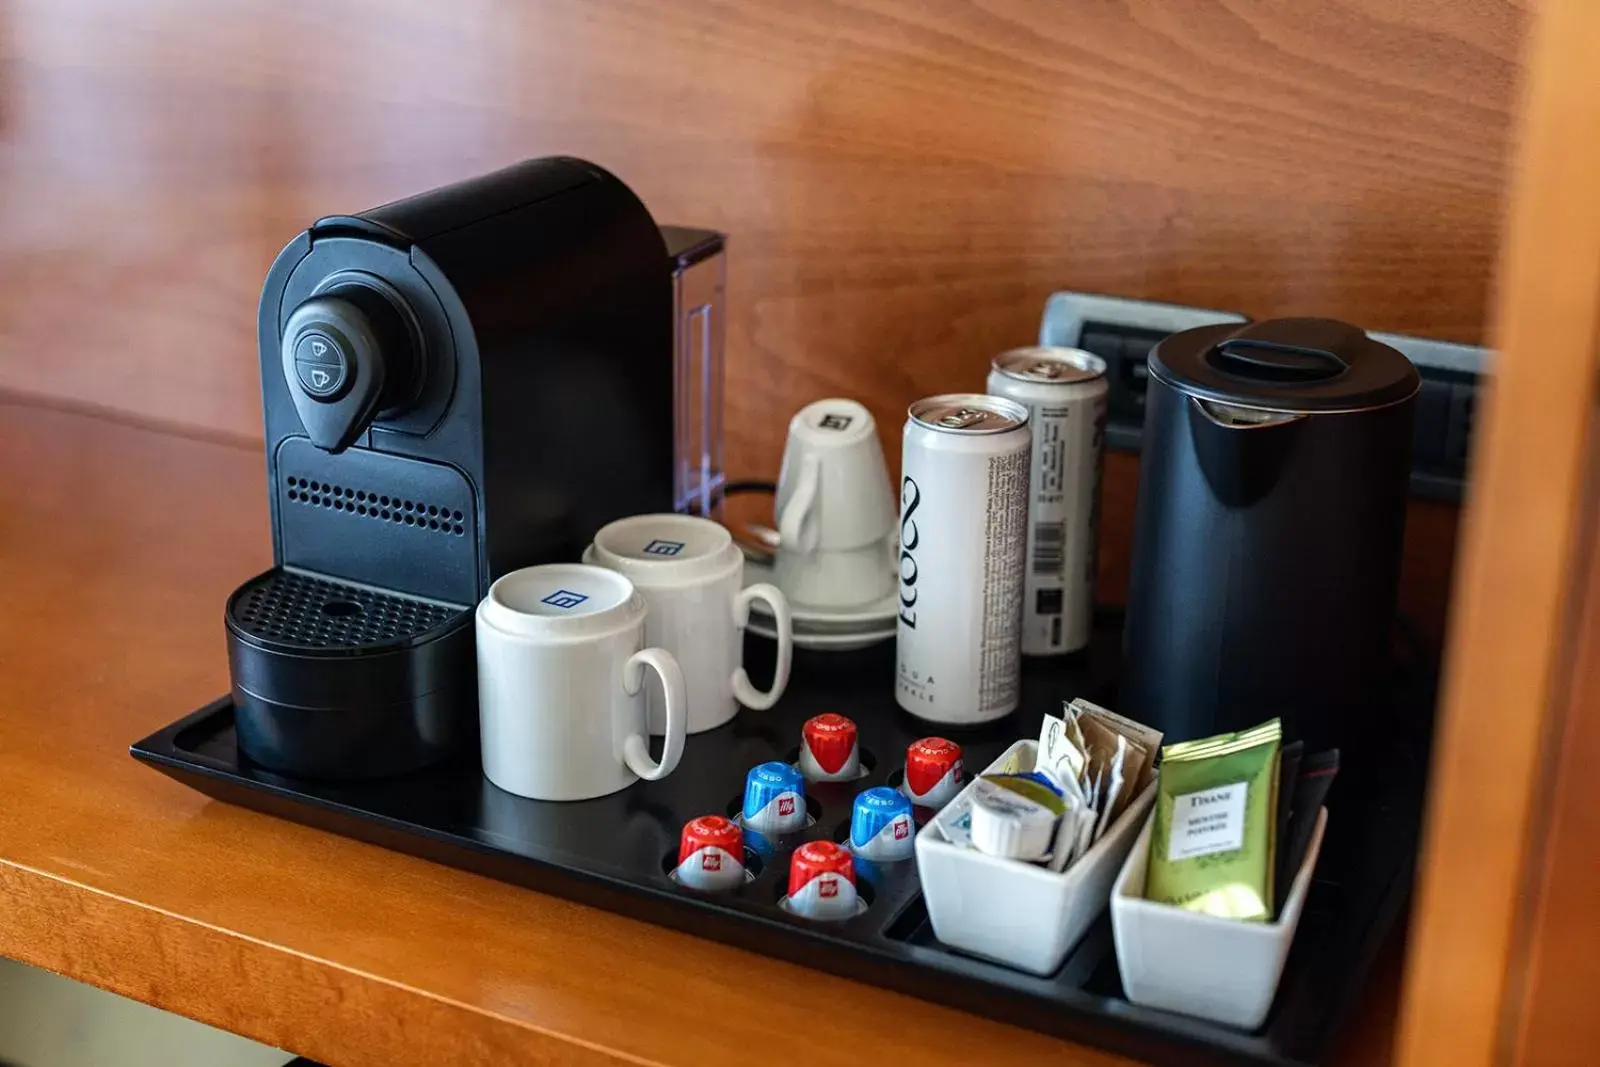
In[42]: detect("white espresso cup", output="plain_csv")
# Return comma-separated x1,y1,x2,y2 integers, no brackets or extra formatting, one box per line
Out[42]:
585,514,792,734
476,563,687,801
773,398,897,610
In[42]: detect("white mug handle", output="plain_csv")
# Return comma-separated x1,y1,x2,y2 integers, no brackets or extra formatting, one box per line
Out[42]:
620,648,686,781
777,454,821,554
731,583,792,711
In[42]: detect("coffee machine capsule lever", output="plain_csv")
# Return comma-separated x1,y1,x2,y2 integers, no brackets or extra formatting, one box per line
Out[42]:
279,273,427,453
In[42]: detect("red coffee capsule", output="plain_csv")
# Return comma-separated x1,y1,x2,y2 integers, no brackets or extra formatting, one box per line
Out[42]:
902,737,964,810
799,713,860,781
675,815,745,891
786,840,859,920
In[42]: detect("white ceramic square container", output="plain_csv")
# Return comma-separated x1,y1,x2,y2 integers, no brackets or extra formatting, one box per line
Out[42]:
914,739,1158,977
1110,805,1329,1030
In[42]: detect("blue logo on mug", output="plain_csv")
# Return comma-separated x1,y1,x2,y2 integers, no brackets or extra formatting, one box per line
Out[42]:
642,539,685,557
819,413,854,431
540,589,589,610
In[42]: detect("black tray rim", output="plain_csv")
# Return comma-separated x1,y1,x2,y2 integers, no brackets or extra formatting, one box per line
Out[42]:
131,697,1415,1067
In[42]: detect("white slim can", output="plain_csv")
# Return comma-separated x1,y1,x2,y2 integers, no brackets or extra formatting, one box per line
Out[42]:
987,347,1108,656
896,394,1031,724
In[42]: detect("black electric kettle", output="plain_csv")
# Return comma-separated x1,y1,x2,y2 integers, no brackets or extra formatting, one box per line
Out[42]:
1120,318,1419,754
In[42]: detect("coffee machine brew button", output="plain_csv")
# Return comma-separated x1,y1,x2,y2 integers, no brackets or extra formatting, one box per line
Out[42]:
293,332,350,399
295,358,348,398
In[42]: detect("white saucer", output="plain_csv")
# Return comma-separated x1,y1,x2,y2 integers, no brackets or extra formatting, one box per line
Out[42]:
742,557,898,634
747,617,894,652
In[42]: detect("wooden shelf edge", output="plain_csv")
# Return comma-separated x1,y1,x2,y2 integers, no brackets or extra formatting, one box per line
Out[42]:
0,386,263,454
0,860,659,1067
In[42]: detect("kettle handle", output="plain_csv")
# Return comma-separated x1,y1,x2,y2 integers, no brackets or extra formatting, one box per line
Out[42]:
1211,343,1346,382
1204,317,1359,384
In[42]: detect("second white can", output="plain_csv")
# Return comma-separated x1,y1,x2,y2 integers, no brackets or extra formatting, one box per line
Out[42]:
895,394,1031,724
987,346,1108,656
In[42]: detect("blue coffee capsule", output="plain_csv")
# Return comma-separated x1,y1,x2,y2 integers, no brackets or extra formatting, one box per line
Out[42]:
742,761,807,835
849,786,916,861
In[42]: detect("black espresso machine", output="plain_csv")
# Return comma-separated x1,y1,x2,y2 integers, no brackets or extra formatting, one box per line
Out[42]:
227,157,722,781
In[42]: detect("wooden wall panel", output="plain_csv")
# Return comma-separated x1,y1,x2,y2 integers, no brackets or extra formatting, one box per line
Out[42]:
1509,446,1600,1066
1396,0,1600,1060
0,0,1523,636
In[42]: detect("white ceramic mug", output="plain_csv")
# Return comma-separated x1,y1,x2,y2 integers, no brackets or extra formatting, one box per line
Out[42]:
476,563,687,801
585,514,792,734
773,398,897,609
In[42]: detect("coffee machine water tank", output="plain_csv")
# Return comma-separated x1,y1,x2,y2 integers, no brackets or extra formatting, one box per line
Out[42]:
228,158,678,780
663,227,727,518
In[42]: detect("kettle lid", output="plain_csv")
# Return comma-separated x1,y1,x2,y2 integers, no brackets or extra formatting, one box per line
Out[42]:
1149,317,1419,413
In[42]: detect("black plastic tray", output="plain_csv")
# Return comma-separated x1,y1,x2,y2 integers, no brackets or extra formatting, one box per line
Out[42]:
132,617,1430,1067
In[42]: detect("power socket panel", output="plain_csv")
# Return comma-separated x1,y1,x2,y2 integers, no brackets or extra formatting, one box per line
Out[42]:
1039,292,1488,502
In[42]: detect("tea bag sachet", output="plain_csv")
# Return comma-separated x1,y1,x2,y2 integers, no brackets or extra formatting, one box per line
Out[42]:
1275,748,1338,910
1036,712,1098,870
1046,793,1094,872
1093,733,1129,843
1146,718,1282,921
1074,780,1098,857
1274,741,1305,892
1065,708,1090,765
1076,715,1131,843
1036,713,1088,805
1068,697,1162,791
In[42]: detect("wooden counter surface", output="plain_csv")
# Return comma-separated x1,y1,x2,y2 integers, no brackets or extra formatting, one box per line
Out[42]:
0,396,1401,1066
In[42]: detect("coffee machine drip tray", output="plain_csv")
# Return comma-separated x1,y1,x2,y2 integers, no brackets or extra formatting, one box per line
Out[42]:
230,570,462,648
224,567,474,781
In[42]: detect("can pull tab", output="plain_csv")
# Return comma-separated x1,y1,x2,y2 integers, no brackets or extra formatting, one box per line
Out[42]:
937,407,990,430
1206,317,1357,384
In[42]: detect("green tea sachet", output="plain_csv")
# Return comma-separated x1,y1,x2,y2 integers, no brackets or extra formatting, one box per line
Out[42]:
1145,718,1282,921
